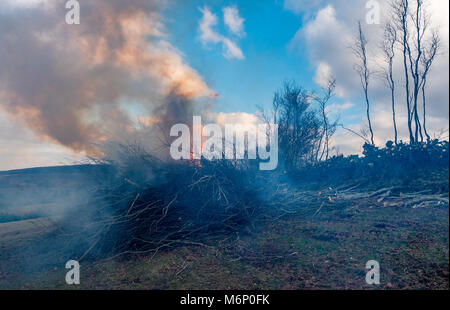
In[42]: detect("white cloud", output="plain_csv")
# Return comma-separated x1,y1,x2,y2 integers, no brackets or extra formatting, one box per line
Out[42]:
199,6,245,60
0,110,85,171
223,6,245,37
2,0,48,8
213,111,260,127
292,5,358,98
221,37,244,60
288,0,449,150
314,62,332,87
326,102,355,114
199,6,222,44
211,112,261,154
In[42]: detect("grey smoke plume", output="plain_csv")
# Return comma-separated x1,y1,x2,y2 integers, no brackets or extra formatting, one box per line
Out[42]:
0,0,216,155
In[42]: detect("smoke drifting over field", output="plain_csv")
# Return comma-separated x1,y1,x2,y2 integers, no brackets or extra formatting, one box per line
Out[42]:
0,0,216,155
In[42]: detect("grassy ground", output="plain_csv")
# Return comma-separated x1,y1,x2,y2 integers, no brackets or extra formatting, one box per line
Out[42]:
1,196,447,289
0,164,448,290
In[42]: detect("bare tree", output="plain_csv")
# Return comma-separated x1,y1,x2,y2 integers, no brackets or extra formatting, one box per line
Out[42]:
338,124,371,145
314,78,338,161
382,22,399,145
407,0,429,142
392,0,415,143
391,0,440,144
353,21,375,145
420,31,440,142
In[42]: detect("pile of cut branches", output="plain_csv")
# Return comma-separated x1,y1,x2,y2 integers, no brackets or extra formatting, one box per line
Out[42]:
60,142,449,261
65,147,262,260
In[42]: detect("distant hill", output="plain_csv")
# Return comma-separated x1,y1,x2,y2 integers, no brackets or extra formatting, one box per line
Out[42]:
0,164,108,176
0,164,112,223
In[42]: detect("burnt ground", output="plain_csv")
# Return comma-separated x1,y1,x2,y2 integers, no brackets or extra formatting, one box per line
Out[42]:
0,165,448,290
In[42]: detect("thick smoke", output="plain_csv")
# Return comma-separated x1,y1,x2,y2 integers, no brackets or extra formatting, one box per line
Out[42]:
0,0,215,155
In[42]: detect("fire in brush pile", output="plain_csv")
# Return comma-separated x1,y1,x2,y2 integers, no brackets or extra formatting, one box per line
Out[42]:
0,0,271,259
64,144,263,260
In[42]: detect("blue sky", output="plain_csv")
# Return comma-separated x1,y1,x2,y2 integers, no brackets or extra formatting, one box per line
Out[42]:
161,0,448,148
163,0,317,114
0,0,448,170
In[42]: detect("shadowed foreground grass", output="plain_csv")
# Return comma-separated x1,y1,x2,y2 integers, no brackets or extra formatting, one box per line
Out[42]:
1,199,447,290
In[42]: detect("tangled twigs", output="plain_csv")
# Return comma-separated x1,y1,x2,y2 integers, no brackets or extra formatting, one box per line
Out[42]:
64,145,448,262
66,158,261,260
262,180,448,220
